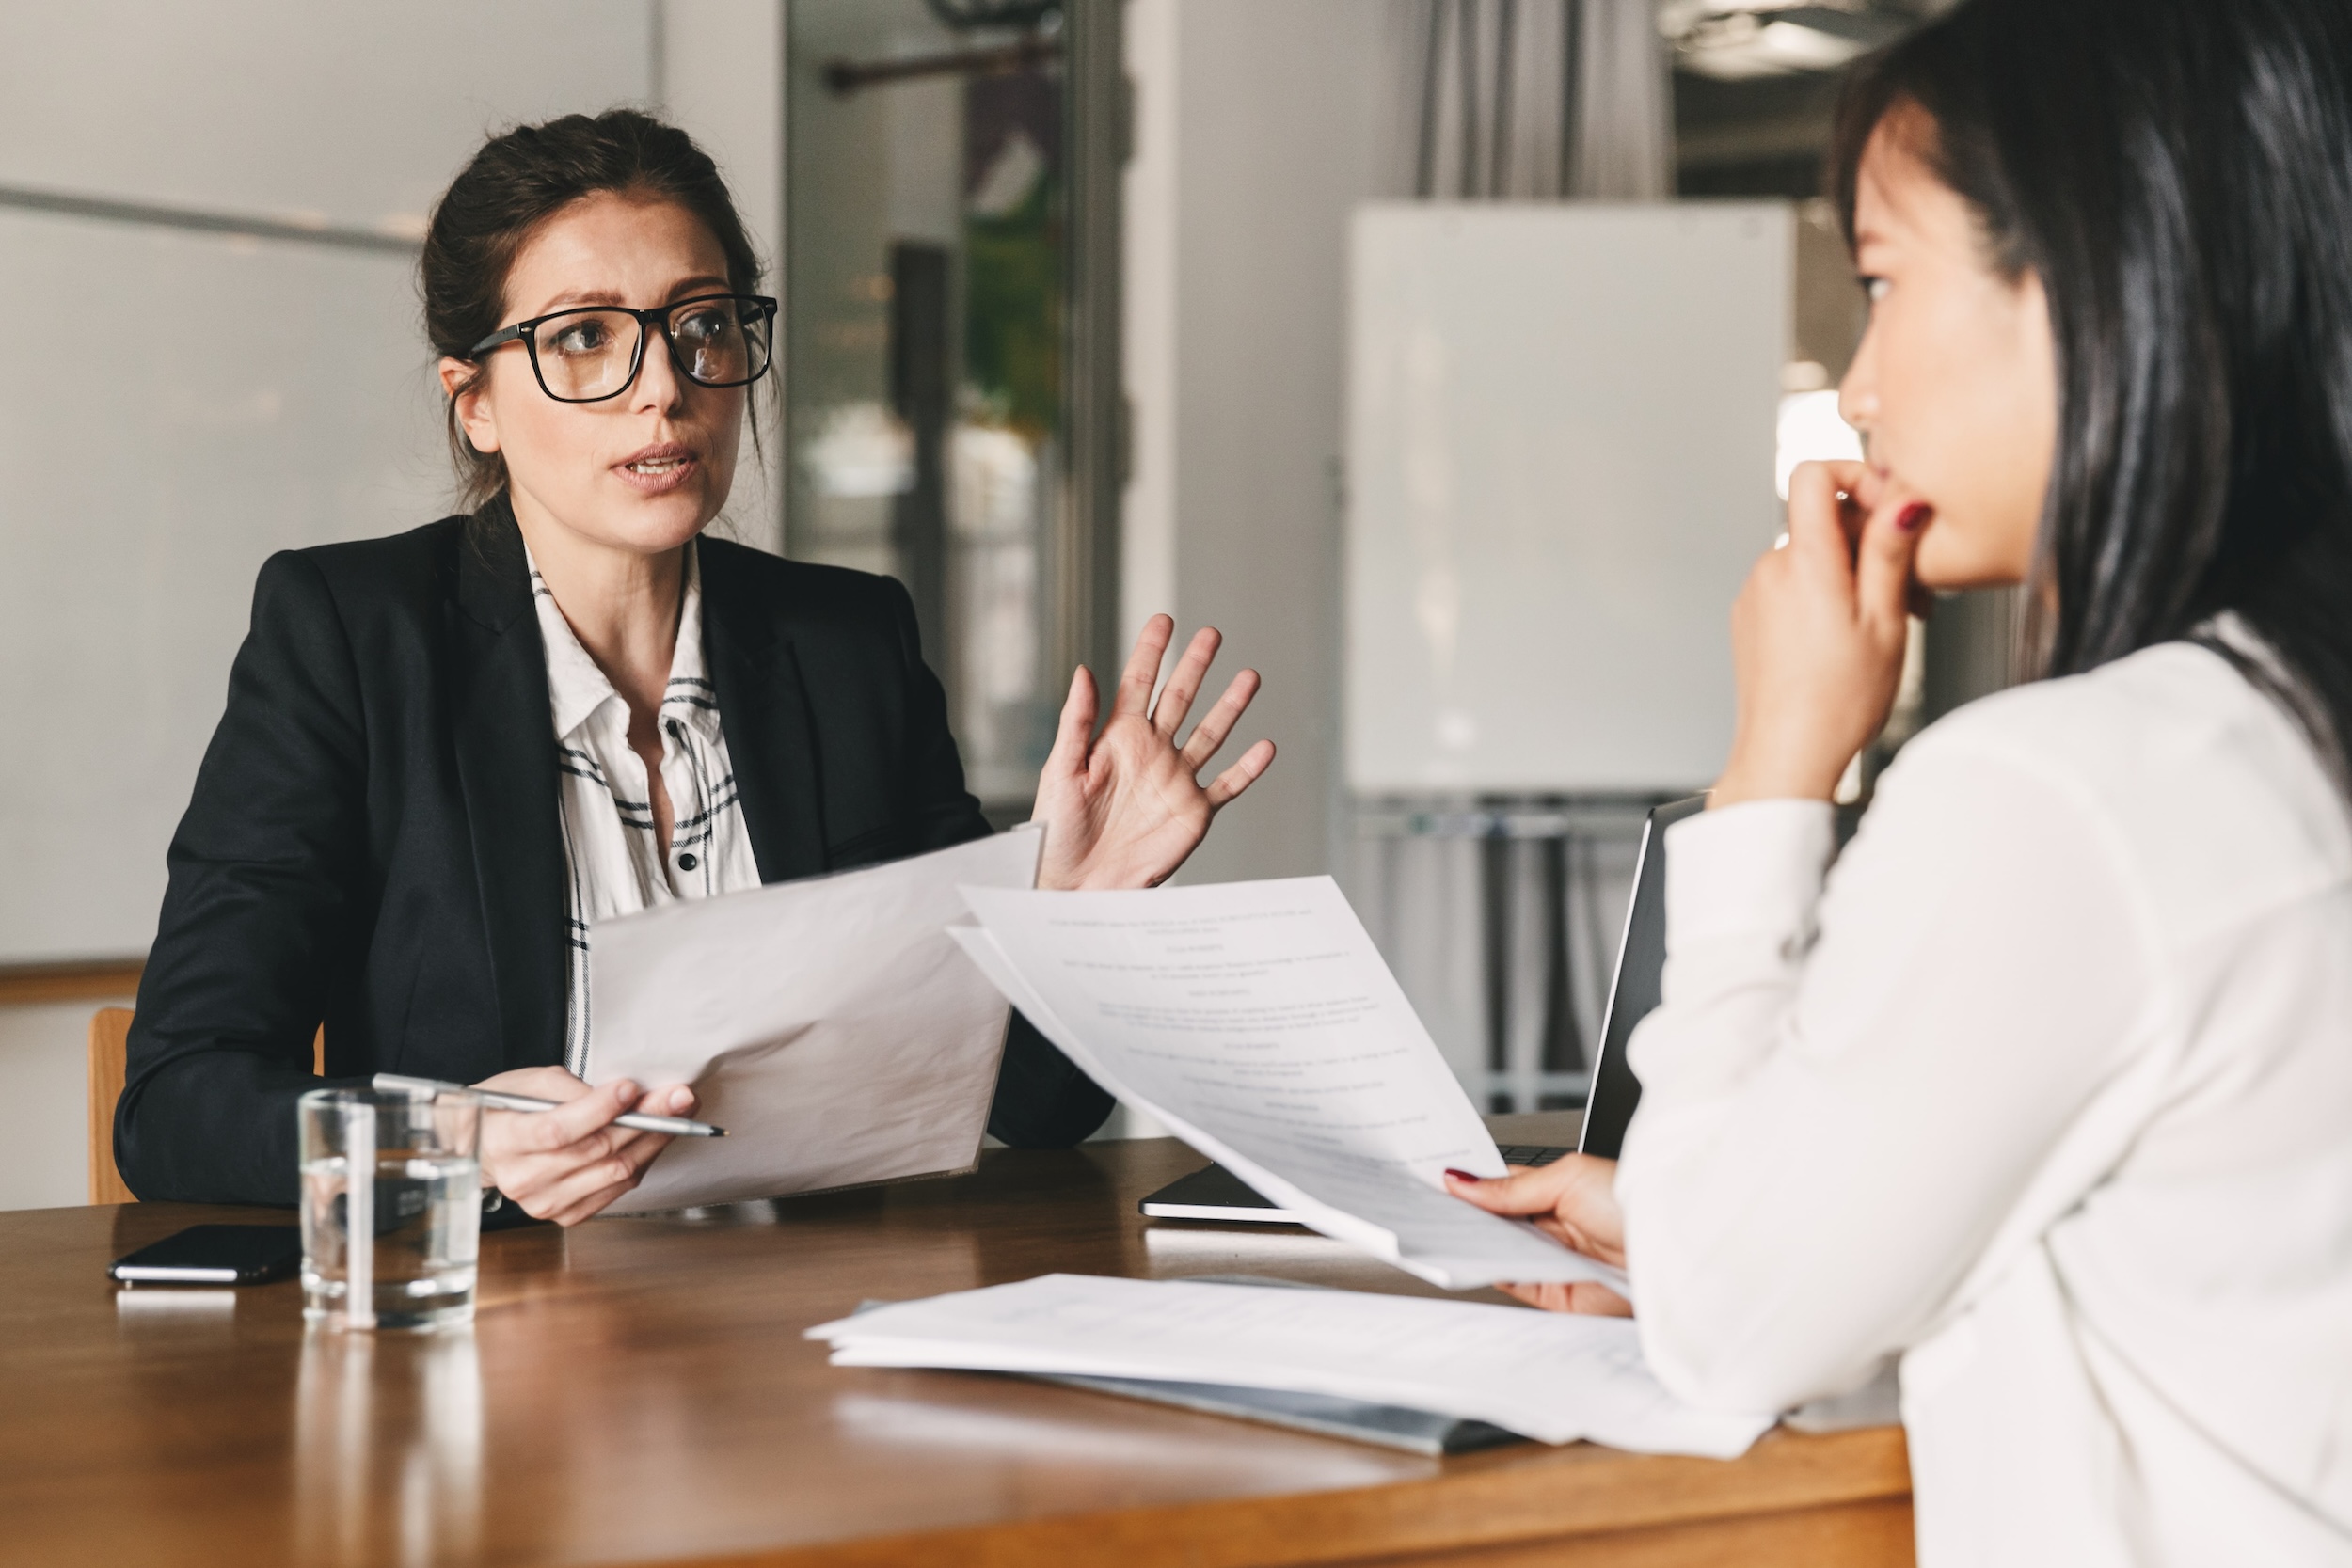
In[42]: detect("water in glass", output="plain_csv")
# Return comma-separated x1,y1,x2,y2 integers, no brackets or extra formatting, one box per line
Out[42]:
300,1151,479,1329
298,1087,482,1331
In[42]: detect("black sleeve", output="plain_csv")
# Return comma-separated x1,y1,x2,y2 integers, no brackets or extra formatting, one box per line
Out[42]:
988,1015,1117,1147
880,578,1116,1148
878,573,1001,857
117,551,373,1205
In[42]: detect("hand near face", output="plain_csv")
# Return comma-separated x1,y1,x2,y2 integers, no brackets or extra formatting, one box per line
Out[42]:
1446,1155,1634,1316
473,1066,697,1226
1710,460,1927,808
1031,614,1275,891
1720,114,2058,815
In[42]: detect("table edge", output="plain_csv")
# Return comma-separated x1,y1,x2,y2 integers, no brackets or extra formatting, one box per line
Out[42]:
665,1423,1912,1568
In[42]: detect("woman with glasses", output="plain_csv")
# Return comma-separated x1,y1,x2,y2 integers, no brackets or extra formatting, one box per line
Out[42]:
115,110,1274,1225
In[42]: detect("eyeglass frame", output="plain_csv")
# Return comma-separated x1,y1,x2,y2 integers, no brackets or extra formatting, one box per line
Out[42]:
466,293,780,404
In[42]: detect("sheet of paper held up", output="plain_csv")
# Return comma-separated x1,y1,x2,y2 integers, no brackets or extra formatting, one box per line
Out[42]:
586,830,1041,1213
810,1275,1772,1457
953,877,1629,1292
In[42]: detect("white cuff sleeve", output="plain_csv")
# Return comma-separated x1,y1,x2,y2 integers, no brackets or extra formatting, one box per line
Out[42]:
1663,799,1837,947
1627,800,1836,1101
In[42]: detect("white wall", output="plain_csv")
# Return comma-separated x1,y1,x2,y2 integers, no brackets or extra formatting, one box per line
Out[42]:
0,1,652,235
0,1001,125,1212
1122,0,1405,888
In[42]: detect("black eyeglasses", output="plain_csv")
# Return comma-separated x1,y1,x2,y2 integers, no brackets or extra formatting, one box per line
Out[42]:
469,293,778,404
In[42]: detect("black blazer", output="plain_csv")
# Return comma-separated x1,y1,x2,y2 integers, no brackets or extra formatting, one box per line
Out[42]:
118,504,1111,1205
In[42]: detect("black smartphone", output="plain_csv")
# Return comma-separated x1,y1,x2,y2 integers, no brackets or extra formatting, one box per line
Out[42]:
109,1225,302,1286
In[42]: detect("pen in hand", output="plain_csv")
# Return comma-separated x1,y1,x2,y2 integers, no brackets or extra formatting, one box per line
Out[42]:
371,1073,725,1137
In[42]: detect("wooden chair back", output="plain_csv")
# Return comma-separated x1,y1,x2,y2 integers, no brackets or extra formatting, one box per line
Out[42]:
87,1009,135,1204
87,1011,324,1205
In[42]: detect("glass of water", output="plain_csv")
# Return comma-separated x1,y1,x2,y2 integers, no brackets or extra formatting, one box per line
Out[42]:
298,1086,482,1331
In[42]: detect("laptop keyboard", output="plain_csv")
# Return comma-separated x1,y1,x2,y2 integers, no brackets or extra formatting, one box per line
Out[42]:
1137,1146,1577,1219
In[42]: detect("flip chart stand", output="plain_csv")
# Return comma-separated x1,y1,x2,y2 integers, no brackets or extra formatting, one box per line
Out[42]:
1343,792,1672,1114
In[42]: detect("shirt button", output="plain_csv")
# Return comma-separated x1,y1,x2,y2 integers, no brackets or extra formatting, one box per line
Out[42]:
677,852,699,871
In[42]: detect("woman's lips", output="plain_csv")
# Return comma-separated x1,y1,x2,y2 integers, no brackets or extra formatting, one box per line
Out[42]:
612,444,699,496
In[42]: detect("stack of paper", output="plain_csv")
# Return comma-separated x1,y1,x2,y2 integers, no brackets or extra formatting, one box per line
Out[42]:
953,877,1627,1291
809,1275,1773,1458
586,830,1042,1212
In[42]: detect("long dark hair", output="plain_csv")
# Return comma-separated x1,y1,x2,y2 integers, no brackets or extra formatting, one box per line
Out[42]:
421,108,766,510
1833,0,2352,785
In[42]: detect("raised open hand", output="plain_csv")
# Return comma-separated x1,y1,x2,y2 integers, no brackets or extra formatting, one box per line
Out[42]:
1031,614,1275,891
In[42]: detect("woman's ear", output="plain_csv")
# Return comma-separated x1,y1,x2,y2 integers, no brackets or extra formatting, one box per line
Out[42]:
437,356,501,454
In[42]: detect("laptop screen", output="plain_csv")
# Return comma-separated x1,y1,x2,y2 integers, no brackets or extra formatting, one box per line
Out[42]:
1578,794,1707,1160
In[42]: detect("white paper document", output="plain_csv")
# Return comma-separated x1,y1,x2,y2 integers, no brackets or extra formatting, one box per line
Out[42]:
586,830,1041,1212
953,878,1629,1291
810,1274,1772,1458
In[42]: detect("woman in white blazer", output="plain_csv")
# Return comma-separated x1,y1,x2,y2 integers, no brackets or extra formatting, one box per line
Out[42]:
1448,0,2352,1561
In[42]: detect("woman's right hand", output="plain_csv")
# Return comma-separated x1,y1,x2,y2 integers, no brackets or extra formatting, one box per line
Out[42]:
472,1066,696,1227
1029,614,1274,892
1710,460,1927,808
1446,1155,1635,1317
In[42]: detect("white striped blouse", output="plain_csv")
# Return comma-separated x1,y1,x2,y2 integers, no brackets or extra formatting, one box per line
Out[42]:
527,540,762,1075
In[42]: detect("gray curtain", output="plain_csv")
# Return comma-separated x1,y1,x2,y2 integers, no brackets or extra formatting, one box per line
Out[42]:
1343,813,1646,1110
1395,0,1673,201
1345,1,1675,1111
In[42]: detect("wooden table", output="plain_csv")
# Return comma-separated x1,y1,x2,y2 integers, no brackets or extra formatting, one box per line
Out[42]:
0,1114,1912,1567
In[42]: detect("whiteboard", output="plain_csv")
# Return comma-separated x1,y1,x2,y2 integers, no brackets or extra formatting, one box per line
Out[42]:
0,2,662,963
1343,203,1790,794
0,214,450,961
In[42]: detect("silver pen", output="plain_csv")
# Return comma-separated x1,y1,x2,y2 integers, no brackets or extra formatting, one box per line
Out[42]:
371,1073,724,1137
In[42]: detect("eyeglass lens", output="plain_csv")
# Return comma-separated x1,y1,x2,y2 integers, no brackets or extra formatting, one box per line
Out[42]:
527,298,771,401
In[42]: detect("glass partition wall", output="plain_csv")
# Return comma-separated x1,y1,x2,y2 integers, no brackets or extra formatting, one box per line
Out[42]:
784,0,1120,816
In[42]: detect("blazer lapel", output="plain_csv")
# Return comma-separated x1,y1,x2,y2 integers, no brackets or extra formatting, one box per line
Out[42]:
701,546,829,883
448,505,569,1070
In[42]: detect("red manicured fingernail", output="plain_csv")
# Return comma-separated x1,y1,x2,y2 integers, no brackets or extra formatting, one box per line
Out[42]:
1897,502,1932,532
1443,1168,1482,1182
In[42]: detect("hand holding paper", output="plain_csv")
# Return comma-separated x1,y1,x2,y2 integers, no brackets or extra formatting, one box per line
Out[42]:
953,876,1629,1292
1447,1156,1634,1316
582,831,1042,1212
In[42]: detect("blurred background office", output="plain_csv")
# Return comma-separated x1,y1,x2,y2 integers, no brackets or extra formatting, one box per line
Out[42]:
0,0,2001,1210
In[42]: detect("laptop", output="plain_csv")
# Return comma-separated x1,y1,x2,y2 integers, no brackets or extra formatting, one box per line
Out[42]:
1137,795,1707,1223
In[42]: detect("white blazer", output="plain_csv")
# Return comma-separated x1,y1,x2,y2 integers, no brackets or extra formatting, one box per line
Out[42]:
1617,632,2352,1566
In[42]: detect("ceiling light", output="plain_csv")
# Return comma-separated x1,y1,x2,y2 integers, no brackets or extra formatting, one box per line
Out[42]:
1676,17,1872,78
